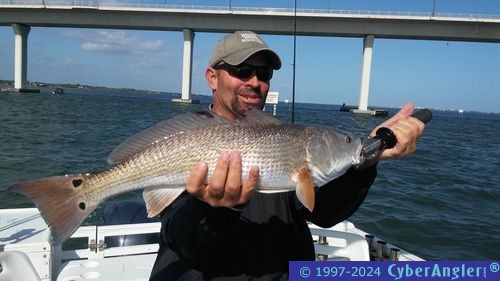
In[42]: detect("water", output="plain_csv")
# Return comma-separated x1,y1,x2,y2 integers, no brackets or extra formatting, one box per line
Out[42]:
1,88,499,260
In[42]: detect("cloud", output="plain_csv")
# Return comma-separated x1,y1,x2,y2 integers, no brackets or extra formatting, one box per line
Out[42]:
58,29,181,80
140,40,163,51
82,41,114,52
64,30,165,55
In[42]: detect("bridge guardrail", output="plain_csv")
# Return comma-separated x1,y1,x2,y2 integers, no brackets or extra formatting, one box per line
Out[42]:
1,0,499,21
0,0,98,7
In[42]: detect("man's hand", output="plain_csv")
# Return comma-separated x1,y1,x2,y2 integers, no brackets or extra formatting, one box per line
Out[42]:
186,151,259,208
371,103,426,160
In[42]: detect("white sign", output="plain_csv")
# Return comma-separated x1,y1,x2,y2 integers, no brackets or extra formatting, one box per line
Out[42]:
265,91,279,105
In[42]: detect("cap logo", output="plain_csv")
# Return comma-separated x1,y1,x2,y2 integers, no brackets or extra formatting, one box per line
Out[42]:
240,33,263,44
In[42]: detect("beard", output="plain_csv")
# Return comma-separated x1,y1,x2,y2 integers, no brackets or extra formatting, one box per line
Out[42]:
232,88,266,117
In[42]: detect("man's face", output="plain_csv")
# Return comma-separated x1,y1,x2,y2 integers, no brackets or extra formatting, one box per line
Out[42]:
208,53,271,121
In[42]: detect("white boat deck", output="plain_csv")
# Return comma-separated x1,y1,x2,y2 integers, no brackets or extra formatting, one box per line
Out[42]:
0,208,423,281
57,254,156,281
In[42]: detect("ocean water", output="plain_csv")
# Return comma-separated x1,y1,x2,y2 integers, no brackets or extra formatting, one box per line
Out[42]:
1,88,499,260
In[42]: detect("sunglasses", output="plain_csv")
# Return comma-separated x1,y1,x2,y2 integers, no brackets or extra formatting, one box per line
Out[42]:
213,63,273,81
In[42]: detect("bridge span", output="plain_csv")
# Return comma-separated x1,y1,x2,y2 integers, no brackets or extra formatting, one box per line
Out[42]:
1,1,500,110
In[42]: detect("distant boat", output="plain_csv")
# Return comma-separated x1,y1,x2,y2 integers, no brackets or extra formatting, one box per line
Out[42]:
458,109,464,114
340,103,388,116
340,103,356,112
51,87,64,95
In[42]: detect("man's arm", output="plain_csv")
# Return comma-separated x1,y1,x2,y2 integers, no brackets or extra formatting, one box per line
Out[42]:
303,103,427,226
304,165,377,227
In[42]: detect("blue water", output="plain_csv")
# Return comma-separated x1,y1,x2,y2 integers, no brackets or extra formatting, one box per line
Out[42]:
1,88,499,260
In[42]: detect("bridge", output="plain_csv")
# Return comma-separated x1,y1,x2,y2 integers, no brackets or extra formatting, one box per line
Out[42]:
1,1,500,111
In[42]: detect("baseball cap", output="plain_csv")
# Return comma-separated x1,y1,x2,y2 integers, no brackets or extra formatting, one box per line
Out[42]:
208,31,281,70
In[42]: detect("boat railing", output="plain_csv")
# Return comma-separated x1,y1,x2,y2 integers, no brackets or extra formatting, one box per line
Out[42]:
61,222,160,261
310,227,370,261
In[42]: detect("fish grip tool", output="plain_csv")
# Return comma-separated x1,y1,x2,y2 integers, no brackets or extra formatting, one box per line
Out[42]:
360,109,433,162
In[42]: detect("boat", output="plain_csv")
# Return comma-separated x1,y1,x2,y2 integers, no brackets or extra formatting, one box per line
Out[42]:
340,103,357,112
340,103,388,117
51,87,64,95
0,204,423,281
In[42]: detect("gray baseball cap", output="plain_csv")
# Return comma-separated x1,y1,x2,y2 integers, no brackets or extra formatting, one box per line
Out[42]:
208,31,281,70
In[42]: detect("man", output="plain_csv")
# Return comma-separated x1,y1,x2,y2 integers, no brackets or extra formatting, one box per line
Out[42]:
150,31,425,280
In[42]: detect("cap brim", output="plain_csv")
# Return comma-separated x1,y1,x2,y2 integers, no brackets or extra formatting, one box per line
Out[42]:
223,48,282,70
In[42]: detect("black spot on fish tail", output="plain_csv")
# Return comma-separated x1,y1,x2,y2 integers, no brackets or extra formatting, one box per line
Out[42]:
72,179,83,187
8,174,99,243
79,202,86,210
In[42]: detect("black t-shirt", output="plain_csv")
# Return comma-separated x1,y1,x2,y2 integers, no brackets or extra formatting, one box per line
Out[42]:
149,166,377,281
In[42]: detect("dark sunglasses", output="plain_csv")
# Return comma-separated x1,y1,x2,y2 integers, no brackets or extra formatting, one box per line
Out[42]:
213,63,273,81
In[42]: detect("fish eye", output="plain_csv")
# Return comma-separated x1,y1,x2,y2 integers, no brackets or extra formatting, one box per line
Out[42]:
345,136,351,143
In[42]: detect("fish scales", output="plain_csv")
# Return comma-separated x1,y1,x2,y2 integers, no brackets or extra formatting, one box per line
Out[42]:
83,123,311,204
8,111,362,242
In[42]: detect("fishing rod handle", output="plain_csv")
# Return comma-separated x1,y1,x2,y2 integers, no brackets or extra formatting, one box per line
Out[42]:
412,108,433,124
375,108,433,149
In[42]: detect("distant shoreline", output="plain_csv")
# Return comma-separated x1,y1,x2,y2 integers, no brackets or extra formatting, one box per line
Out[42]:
0,79,215,100
2,80,497,114
0,79,175,95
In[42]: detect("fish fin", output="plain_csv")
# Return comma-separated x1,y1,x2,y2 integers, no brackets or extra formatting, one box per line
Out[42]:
108,109,231,164
8,175,98,243
294,168,315,212
239,106,282,125
143,187,185,217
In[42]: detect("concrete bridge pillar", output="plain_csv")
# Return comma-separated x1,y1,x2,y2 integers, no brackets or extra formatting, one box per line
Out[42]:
172,28,199,104
12,23,30,91
358,34,374,111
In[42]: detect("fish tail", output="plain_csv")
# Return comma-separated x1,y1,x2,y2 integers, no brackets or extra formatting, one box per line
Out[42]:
8,174,98,243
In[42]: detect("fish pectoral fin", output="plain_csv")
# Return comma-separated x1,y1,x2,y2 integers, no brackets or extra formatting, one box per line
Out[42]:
143,187,185,217
294,168,315,212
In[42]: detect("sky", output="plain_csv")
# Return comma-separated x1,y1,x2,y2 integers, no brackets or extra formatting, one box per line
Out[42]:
1,0,500,113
